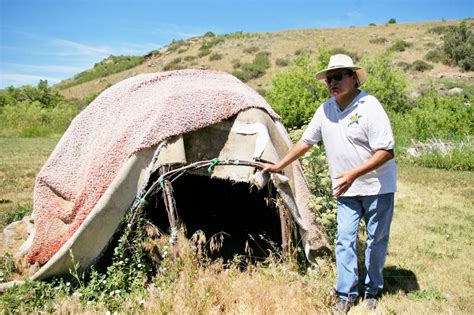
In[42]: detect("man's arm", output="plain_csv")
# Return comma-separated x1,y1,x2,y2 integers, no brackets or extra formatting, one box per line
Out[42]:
261,140,313,173
333,149,395,197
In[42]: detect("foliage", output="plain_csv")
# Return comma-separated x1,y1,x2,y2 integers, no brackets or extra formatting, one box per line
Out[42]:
198,48,212,57
388,18,397,24
59,55,145,89
0,81,81,137
410,60,434,72
275,58,289,67
442,22,474,70
425,48,444,63
330,48,360,62
408,141,474,171
0,205,32,227
360,52,409,113
163,57,185,71
369,37,388,44
203,31,215,37
290,127,337,243
209,53,223,61
389,40,413,52
427,25,452,35
243,46,259,54
265,51,329,128
200,36,225,50
369,23,376,26
232,51,272,82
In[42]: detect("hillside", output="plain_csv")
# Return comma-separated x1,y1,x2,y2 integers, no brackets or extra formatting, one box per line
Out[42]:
57,19,473,100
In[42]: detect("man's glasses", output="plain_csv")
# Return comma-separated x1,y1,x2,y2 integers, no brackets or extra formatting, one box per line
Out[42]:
325,72,351,84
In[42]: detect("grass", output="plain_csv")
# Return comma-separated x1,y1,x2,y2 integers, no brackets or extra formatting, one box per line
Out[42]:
0,138,473,313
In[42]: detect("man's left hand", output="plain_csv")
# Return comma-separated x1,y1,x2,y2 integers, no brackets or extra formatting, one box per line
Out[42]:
333,171,358,197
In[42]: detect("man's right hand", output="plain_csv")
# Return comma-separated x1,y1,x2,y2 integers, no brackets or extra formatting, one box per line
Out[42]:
260,163,282,174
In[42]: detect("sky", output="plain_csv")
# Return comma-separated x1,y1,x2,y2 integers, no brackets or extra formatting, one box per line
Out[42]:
1,0,472,88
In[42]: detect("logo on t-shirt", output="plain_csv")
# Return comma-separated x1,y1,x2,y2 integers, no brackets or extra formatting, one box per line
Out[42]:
347,113,362,127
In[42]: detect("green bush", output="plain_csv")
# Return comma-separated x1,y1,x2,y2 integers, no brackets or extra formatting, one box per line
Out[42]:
0,81,81,137
204,31,215,37
265,52,329,128
184,55,197,62
397,61,411,71
198,48,212,57
389,40,413,52
392,91,473,145
427,25,452,35
58,55,145,89
442,22,474,70
209,53,223,61
425,48,444,63
388,18,397,24
369,37,388,44
369,23,376,26
232,51,271,82
163,57,184,71
243,46,259,54
410,60,434,72
200,36,225,50
361,52,409,113
330,48,360,62
275,58,289,67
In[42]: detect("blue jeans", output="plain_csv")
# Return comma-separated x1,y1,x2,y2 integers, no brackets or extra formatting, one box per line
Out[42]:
334,193,394,302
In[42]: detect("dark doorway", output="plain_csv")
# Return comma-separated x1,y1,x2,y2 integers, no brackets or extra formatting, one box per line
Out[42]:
145,173,284,261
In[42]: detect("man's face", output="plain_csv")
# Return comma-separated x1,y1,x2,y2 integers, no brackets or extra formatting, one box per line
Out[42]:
325,69,358,97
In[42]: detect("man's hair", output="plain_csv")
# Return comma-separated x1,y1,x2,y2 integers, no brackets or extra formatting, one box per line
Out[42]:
345,69,360,88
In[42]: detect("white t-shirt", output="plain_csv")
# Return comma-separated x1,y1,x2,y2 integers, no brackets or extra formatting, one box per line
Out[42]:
301,91,397,196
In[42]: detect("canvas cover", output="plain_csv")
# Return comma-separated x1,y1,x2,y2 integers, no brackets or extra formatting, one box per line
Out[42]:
7,69,329,283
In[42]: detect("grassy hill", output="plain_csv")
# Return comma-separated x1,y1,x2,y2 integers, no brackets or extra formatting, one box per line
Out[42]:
56,19,474,100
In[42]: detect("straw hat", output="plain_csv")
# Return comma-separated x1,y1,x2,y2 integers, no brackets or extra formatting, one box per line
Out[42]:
315,54,367,86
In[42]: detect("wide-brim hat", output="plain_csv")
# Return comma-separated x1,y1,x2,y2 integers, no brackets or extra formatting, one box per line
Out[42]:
315,54,367,86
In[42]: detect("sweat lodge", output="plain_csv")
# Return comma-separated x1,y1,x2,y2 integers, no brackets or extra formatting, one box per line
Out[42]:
1,70,330,288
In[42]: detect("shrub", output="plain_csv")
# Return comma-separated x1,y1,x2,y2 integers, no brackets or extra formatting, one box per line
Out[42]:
198,48,212,57
330,48,360,62
397,61,411,71
442,22,474,70
167,40,190,53
425,48,444,63
389,40,413,52
58,55,145,89
410,60,434,72
427,25,452,35
275,58,289,67
163,57,184,71
184,55,197,62
294,48,312,56
0,81,80,137
200,36,224,50
369,37,388,44
388,18,397,24
361,52,409,113
232,51,271,82
265,51,329,128
204,31,215,37
209,53,223,61
243,46,259,54
369,23,376,26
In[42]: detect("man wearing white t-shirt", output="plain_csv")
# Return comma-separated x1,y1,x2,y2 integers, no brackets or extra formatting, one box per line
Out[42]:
262,54,396,313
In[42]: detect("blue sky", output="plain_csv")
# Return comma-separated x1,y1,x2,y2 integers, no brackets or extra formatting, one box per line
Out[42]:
1,0,472,88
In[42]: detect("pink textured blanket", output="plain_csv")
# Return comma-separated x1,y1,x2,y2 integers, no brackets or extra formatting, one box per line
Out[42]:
28,70,279,265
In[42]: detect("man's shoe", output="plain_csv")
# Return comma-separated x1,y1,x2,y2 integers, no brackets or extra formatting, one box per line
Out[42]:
364,293,379,310
332,297,354,314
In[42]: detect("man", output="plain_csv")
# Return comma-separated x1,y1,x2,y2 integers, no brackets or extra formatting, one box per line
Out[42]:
261,54,396,313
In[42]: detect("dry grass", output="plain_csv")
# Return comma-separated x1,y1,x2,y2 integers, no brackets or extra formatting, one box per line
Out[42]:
58,19,474,100
0,138,473,313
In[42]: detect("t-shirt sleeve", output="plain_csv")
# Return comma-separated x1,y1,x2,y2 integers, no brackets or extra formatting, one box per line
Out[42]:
301,106,323,144
366,97,395,151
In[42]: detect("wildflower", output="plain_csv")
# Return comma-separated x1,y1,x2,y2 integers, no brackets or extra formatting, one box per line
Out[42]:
114,289,121,295
0,271,4,276
66,282,71,286
139,299,145,305
162,251,168,257
105,311,111,315
127,223,132,228
87,301,92,305
137,263,142,268
102,280,107,284
109,291,114,296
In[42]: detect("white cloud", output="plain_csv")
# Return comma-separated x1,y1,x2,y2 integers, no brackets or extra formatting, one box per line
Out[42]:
5,63,83,74
0,72,61,87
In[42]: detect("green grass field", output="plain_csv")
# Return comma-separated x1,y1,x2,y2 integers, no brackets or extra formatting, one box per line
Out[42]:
0,137,473,313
